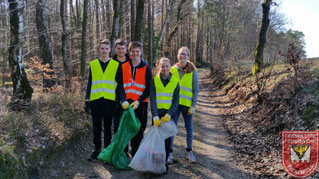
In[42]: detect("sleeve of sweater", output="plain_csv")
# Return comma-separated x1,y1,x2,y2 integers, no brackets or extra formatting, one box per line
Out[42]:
192,70,200,107
116,66,127,102
149,78,158,117
85,68,92,101
138,65,152,103
167,83,180,116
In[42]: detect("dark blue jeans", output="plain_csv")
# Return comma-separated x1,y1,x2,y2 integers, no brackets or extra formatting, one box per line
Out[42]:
170,105,193,151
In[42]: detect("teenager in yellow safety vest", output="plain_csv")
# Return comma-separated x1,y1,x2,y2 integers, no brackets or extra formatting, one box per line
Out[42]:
168,47,199,164
150,57,180,173
121,41,152,157
84,39,126,162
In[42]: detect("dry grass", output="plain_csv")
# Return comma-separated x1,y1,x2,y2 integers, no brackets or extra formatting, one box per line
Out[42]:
216,58,319,177
0,85,90,177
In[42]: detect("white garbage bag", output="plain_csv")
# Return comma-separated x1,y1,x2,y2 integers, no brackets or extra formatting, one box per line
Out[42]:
129,120,178,174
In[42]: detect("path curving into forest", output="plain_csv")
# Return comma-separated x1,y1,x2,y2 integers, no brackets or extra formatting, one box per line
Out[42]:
38,69,252,179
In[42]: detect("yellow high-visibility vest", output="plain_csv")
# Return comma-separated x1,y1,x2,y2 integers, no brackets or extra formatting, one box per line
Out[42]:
89,59,119,101
154,75,178,110
170,67,193,107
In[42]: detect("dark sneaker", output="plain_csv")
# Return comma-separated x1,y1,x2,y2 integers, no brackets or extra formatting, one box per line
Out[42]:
88,150,100,162
164,164,169,174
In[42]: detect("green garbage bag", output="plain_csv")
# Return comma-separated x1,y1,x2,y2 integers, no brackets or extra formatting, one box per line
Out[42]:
98,105,141,169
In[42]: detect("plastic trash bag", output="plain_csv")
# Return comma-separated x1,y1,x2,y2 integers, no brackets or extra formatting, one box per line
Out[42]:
98,105,141,169
129,120,178,174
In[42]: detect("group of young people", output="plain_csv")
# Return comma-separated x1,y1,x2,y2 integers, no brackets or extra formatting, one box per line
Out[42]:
84,38,199,170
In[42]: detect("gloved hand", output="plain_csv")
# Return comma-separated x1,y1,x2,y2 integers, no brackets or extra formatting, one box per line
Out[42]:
84,101,90,114
188,107,195,115
153,116,161,127
122,101,129,109
130,100,140,110
161,113,171,122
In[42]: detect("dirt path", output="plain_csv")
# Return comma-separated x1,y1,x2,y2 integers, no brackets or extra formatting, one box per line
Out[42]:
39,69,252,178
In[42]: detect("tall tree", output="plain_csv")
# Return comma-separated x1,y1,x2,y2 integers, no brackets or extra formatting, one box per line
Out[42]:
110,0,120,54
94,0,100,40
8,0,33,110
148,0,153,67
134,0,145,42
80,0,89,77
60,0,73,89
75,0,81,27
195,0,203,63
36,0,56,89
131,0,136,40
153,0,174,63
1,2,8,86
253,0,272,75
105,0,112,37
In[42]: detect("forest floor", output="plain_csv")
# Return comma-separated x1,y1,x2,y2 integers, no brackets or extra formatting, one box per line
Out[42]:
37,69,260,179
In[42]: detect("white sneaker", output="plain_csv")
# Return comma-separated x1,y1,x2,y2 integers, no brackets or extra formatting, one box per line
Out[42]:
167,152,173,164
186,151,197,164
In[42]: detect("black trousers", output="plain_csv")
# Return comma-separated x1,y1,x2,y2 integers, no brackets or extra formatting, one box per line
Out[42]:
90,98,115,151
152,111,171,161
127,100,148,157
113,101,122,134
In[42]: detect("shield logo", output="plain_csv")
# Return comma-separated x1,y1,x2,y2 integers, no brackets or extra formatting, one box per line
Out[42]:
282,131,319,178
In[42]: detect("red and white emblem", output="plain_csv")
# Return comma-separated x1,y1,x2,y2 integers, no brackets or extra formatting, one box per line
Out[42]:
282,131,319,178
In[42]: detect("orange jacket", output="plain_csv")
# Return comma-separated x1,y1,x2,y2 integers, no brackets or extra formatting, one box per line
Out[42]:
122,61,149,102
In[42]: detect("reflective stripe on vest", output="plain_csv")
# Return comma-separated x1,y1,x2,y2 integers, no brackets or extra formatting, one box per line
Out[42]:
170,67,193,107
89,59,119,101
122,61,148,102
154,75,178,110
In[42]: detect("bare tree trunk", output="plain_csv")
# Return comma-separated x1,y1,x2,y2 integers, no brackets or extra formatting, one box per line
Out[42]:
101,0,107,35
61,0,73,89
89,0,95,57
134,0,145,42
165,0,185,58
110,0,120,55
95,0,101,40
148,0,153,67
106,0,112,38
253,0,272,74
80,0,89,77
131,0,136,41
1,3,7,87
195,0,202,63
69,0,75,73
125,1,130,41
153,0,174,63
166,0,186,44
119,0,124,39
36,0,56,89
76,0,81,27
8,0,33,110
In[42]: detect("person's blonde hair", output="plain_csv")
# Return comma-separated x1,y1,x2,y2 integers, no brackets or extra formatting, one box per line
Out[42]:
157,57,171,75
178,46,190,56
177,47,196,73
98,39,111,48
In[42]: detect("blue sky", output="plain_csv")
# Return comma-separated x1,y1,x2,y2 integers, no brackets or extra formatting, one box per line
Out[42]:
278,0,319,58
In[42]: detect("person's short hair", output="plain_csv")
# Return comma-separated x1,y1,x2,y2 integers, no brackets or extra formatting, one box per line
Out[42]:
115,39,127,47
128,41,143,51
98,39,111,47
